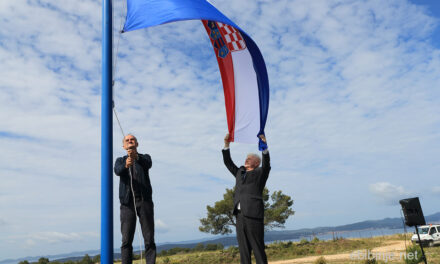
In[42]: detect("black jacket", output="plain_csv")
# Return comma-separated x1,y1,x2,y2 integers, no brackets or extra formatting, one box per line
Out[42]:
114,153,153,205
222,149,271,219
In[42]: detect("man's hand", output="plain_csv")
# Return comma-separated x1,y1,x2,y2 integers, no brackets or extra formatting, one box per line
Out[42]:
126,156,134,168
259,134,267,144
126,149,138,168
224,133,230,149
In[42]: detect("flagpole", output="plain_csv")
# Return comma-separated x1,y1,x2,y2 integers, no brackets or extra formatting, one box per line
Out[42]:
101,0,113,263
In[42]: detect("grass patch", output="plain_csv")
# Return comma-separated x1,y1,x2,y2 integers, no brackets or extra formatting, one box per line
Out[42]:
116,236,384,264
109,234,440,264
266,237,382,261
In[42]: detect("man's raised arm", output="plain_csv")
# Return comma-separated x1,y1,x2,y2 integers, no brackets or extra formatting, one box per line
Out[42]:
260,135,271,176
222,133,239,177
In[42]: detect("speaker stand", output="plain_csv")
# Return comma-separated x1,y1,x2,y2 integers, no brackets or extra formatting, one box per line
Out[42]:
415,225,428,264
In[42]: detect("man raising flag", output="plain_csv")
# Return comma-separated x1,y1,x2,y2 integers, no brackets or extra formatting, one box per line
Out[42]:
222,133,271,264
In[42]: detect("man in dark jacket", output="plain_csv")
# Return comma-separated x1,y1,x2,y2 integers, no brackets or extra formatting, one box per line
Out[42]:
222,133,271,264
114,134,156,264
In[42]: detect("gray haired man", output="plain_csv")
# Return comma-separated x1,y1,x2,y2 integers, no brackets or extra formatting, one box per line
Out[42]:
114,134,156,264
222,134,271,264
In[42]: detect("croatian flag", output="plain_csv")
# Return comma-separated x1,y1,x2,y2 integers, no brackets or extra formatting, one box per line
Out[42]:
123,0,269,150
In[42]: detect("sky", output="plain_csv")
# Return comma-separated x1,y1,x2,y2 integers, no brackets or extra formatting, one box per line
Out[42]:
0,0,440,260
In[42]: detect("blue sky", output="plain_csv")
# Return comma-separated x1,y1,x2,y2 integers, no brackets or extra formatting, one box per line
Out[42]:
1,0,440,260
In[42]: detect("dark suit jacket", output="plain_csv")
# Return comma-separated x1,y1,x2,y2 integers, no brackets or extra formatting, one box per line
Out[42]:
114,153,153,205
222,149,271,219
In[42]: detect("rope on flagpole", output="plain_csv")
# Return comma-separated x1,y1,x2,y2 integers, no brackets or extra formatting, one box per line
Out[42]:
112,0,126,138
112,1,145,262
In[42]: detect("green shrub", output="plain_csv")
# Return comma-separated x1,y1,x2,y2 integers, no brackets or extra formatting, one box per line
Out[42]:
193,243,205,252
314,256,327,264
299,238,309,245
405,244,423,264
38,258,49,264
312,237,320,243
205,243,221,251
364,258,377,264
80,254,93,264
92,255,100,263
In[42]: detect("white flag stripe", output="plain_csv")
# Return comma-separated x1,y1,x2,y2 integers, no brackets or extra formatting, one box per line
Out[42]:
231,48,260,143
224,34,231,43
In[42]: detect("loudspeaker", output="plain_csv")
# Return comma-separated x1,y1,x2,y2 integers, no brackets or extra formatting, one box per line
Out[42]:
399,197,426,227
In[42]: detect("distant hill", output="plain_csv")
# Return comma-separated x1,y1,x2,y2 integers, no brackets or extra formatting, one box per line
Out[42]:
3,212,440,264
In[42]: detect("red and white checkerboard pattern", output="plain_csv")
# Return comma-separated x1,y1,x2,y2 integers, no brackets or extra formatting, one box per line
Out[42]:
217,22,246,51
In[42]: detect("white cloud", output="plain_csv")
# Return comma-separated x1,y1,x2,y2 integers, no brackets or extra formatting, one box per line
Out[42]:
369,182,414,205
155,219,169,234
19,231,96,248
25,239,36,247
431,186,440,195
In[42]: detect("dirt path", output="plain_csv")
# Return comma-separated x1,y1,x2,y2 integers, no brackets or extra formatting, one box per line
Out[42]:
269,240,407,264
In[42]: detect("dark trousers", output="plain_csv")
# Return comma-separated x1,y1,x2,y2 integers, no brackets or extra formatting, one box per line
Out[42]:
120,198,156,264
236,211,267,264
